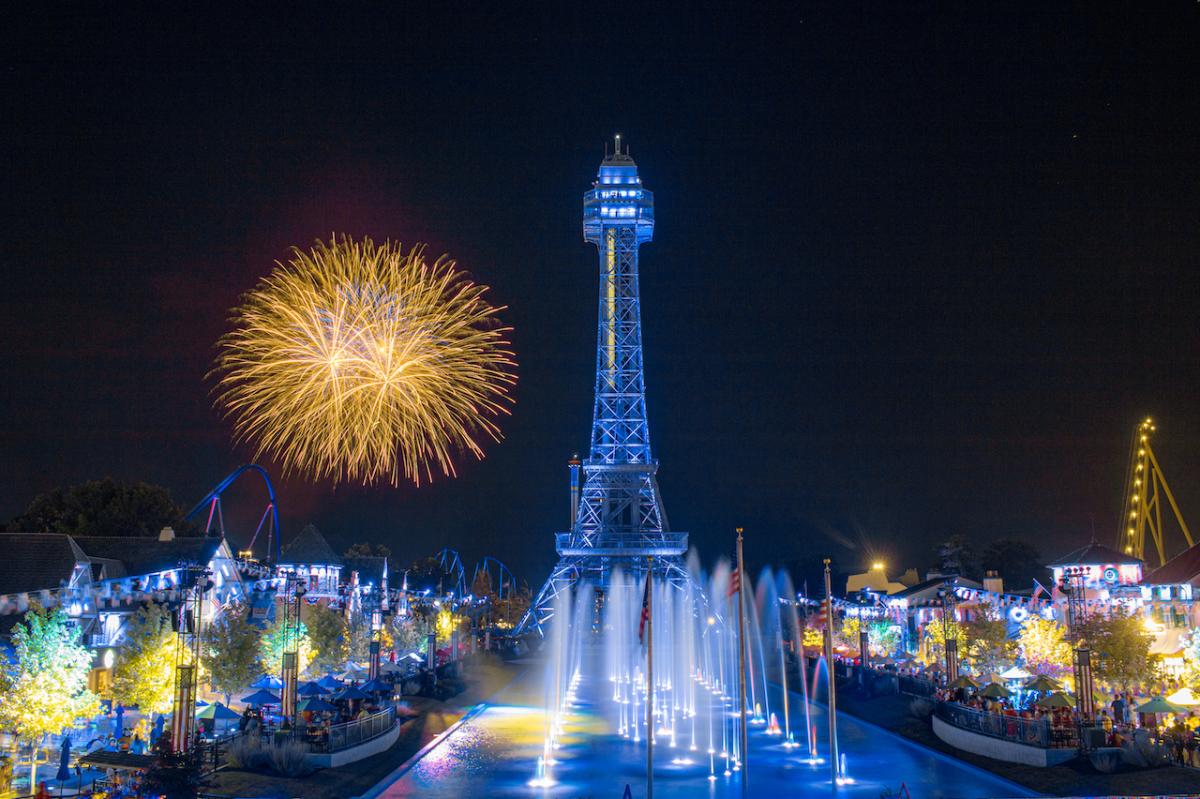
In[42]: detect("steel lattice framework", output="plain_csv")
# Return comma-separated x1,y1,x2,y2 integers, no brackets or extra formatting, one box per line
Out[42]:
521,138,688,635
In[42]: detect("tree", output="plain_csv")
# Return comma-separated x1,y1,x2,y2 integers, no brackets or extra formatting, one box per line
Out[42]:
866,620,902,656
202,605,262,705
112,603,179,715
933,535,979,579
0,605,98,789
6,478,198,536
344,542,391,558
979,539,1047,592
390,614,425,653
1077,610,1152,691
962,607,1017,676
921,618,963,665
306,603,348,674
1017,615,1072,676
259,618,313,675
346,608,394,663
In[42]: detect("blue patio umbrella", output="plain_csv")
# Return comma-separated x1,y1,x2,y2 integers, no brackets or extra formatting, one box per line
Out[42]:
360,677,391,694
332,685,370,702
240,689,282,707
298,681,330,697
56,737,70,783
316,674,343,690
251,673,284,690
297,697,337,713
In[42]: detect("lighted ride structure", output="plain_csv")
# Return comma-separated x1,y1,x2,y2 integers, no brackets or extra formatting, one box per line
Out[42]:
519,138,690,636
185,463,282,561
1117,417,1195,566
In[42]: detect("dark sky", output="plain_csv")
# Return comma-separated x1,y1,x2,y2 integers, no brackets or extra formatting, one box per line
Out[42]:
4,4,1200,587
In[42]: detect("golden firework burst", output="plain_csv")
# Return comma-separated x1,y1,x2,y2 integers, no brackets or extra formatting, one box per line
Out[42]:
213,236,515,485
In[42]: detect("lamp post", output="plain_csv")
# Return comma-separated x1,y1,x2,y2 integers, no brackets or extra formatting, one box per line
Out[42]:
171,563,214,753
937,580,958,684
1060,566,1095,726
280,573,306,723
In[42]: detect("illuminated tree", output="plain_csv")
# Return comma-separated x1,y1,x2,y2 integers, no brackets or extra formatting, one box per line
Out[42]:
259,618,313,675
867,620,903,656
962,607,1016,676
390,614,425,653
346,607,394,664
1017,615,1071,676
112,603,179,715
921,618,963,665
307,603,348,673
202,605,262,705
1077,609,1152,691
0,605,98,789
435,608,459,647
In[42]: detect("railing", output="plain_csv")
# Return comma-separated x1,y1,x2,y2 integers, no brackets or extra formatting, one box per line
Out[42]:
326,706,396,752
934,701,1077,749
898,674,936,698
555,532,688,556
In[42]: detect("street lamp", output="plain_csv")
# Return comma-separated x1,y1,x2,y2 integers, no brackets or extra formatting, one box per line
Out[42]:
936,580,959,684
1060,566,1095,726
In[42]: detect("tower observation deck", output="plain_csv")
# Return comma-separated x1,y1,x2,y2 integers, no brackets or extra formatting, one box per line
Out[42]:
520,137,688,634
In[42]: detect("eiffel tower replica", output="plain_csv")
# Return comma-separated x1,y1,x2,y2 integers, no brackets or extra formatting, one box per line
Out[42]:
520,137,688,635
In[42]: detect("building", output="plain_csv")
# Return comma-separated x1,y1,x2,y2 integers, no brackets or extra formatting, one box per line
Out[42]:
1047,540,1144,589
845,562,913,596
276,524,344,597
0,528,243,691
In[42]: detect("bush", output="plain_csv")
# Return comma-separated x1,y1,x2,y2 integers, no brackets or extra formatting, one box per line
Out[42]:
225,735,269,770
266,740,314,777
908,698,934,720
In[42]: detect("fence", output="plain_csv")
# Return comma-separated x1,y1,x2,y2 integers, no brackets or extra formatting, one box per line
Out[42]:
898,674,936,698
934,700,1077,749
326,706,396,752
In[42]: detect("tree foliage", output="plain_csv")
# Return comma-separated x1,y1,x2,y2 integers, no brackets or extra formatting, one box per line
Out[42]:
1018,615,1072,675
1077,609,1152,690
0,605,98,757
979,539,1047,592
5,478,198,536
962,606,1017,676
259,618,313,675
344,542,391,558
933,535,979,579
112,603,179,714
921,617,963,665
390,614,426,652
137,747,206,799
306,603,348,674
202,605,262,703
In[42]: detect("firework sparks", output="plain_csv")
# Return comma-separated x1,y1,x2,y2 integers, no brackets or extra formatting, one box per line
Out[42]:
213,236,515,485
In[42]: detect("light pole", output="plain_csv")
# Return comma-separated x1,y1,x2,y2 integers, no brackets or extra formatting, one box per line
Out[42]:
937,580,958,684
1061,566,1095,727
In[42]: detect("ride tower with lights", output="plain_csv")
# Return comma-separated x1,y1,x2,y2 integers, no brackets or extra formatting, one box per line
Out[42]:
520,137,688,635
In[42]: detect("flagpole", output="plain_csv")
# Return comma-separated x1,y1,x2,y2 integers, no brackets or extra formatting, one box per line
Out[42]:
646,559,654,799
824,558,841,786
736,527,749,797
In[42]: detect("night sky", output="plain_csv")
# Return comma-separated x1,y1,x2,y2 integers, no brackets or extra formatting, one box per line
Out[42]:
4,5,1200,587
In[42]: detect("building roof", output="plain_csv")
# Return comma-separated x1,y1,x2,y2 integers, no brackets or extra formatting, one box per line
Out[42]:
1145,543,1200,585
0,533,88,595
72,535,222,578
890,575,984,604
1047,541,1142,568
278,524,343,567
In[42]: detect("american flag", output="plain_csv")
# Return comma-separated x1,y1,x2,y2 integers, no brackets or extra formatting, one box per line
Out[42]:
638,571,652,644
727,565,741,597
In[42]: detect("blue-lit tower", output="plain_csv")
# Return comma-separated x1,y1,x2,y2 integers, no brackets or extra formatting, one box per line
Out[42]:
522,137,688,633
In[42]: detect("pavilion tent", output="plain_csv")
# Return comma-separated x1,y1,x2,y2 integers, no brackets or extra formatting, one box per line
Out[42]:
999,666,1032,681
